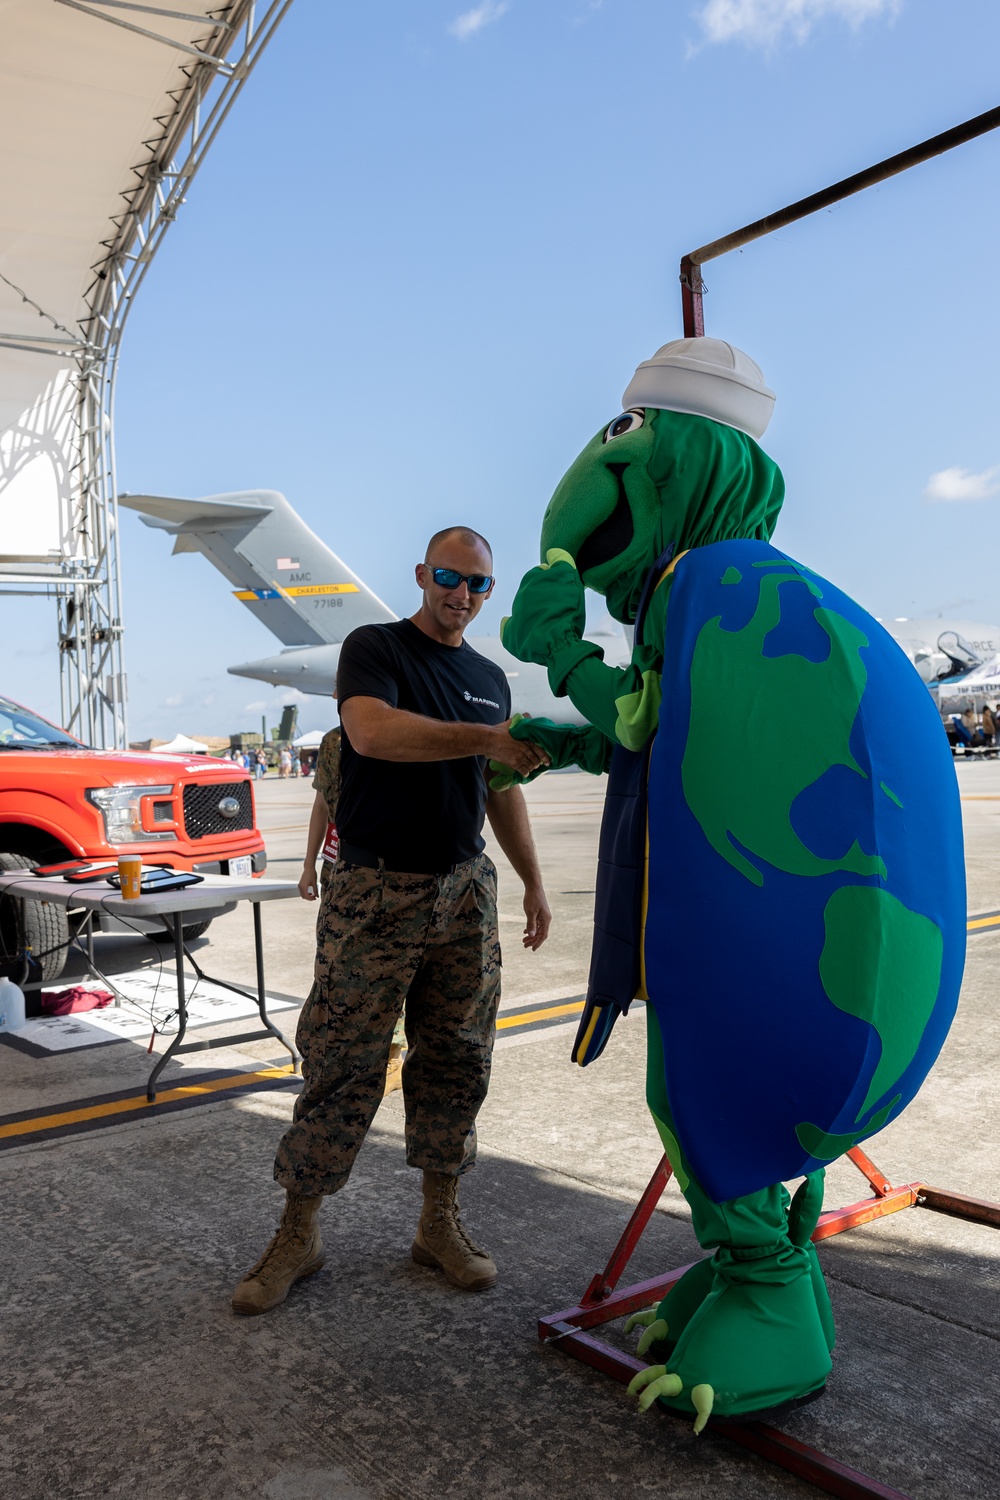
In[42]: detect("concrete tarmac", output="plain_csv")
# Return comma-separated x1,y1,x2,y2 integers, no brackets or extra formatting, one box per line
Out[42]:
2,763,1000,1499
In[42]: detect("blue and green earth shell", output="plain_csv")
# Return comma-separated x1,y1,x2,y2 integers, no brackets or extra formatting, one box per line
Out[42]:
645,540,966,1203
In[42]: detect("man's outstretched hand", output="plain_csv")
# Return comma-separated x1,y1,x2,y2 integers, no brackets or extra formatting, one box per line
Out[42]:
485,719,550,778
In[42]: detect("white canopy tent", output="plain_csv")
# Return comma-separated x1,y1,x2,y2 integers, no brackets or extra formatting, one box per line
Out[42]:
934,655,1000,710
0,0,293,748
292,729,325,749
155,732,209,754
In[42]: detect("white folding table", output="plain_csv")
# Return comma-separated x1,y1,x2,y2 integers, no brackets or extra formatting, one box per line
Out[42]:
0,871,300,1099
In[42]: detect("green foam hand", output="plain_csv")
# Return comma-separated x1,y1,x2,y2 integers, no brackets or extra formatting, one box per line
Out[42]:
500,549,586,668
488,713,612,790
488,713,542,791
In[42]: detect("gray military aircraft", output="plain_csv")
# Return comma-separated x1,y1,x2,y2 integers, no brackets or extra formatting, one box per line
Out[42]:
880,618,1000,686
119,489,630,724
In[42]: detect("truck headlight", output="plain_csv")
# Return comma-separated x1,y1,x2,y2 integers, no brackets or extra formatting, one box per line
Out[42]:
86,785,176,844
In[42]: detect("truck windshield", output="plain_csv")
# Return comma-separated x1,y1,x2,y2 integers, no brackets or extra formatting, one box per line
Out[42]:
0,697,82,749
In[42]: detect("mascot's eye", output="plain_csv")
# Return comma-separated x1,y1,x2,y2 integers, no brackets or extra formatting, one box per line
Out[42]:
603,409,644,442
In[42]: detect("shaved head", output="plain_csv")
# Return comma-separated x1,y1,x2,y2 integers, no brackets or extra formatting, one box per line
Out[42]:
424,526,493,566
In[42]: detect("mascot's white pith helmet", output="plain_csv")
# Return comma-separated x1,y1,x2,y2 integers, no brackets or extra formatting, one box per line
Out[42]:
622,337,775,440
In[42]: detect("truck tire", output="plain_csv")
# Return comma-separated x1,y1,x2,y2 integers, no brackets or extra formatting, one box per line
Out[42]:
0,852,70,983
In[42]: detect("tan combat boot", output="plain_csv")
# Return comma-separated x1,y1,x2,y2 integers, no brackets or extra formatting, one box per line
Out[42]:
231,1192,325,1315
383,1043,405,1097
411,1170,497,1291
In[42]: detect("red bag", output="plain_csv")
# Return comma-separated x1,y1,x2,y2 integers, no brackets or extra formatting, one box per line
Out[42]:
41,986,114,1016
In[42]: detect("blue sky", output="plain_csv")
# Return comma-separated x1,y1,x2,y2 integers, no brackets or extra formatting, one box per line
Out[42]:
9,0,1000,740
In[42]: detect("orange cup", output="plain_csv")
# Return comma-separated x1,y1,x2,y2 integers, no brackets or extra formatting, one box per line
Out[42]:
117,855,142,900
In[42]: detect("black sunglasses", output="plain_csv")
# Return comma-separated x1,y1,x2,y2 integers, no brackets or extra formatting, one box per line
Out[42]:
429,567,494,594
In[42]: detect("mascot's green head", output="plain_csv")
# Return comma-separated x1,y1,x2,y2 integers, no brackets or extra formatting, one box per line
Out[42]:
540,338,786,623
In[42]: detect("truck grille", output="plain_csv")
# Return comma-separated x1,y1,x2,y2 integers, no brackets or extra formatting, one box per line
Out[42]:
182,780,253,839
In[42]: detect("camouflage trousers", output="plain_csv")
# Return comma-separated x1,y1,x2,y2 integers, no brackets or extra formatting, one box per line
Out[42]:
274,852,502,1197
320,860,404,1049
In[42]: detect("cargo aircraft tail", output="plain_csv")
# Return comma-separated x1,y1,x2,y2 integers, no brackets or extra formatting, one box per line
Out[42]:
119,490,396,652
122,486,617,719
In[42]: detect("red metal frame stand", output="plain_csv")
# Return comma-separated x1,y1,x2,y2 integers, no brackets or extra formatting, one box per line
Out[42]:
538,1147,1000,1500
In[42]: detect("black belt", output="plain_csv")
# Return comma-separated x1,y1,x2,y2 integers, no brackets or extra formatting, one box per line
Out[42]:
338,841,461,876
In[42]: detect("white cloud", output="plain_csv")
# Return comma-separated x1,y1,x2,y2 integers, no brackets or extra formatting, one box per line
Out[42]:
243,700,267,713
694,0,900,48
448,1,509,41
163,693,183,708
925,465,1000,503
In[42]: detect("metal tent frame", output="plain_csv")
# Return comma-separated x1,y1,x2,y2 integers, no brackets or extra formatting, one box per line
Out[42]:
0,1,294,748
678,102,1000,338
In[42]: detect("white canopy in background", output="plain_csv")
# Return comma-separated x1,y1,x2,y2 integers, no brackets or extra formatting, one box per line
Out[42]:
292,729,325,749
0,2,242,561
155,733,209,754
934,655,1000,710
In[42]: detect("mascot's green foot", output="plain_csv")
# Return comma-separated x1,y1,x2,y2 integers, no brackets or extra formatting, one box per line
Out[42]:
624,1256,717,1358
628,1253,831,1429
628,1367,715,1433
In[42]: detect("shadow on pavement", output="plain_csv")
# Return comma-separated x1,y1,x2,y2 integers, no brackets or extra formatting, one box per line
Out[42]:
2,1091,998,1500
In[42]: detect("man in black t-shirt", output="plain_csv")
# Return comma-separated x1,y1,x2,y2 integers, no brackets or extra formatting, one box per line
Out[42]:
233,527,551,1315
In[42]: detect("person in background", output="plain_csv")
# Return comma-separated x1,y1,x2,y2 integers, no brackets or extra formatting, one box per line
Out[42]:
298,727,407,1096
279,747,292,778
961,706,982,745
984,704,997,747
255,749,267,780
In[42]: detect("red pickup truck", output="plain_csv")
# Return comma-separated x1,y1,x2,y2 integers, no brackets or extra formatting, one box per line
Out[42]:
0,694,267,981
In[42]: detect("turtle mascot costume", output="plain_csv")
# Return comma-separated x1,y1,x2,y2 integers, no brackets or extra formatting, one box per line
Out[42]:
497,338,966,1430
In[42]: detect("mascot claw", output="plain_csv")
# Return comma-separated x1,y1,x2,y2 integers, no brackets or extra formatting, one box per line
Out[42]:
690,1383,715,1434
626,1367,715,1433
623,1308,658,1332
624,1307,670,1357
627,1366,683,1412
635,1318,669,1356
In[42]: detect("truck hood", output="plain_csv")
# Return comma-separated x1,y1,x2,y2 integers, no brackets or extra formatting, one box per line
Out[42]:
0,748,245,784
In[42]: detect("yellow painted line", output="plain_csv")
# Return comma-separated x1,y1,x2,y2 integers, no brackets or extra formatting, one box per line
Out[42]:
0,1065,295,1141
961,796,1000,801
497,1000,583,1030
968,914,1000,931
6,1002,582,1141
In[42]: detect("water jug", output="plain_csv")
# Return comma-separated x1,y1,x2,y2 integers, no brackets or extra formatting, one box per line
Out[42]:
0,975,26,1031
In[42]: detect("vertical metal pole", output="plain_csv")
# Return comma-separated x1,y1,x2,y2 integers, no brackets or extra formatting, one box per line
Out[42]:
680,255,705,338
253,901,266,1019
146,913,189,1100
251,899,299,1072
